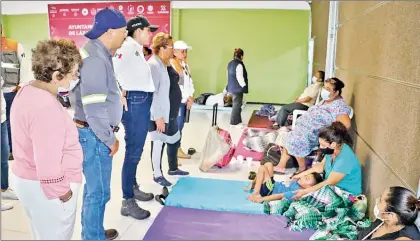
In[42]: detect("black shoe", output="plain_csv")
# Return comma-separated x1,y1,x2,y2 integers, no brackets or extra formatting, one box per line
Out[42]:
105,229,119,240
133,186,154,202
162,187,169,198
8,153,13,161
121,199,151,220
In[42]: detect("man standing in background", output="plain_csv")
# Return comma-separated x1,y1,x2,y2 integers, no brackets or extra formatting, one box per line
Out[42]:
73,8,127,240
113,15,158,221
1,24,28,160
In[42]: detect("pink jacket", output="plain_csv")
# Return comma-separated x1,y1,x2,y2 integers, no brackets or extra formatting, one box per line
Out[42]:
11,85,83,199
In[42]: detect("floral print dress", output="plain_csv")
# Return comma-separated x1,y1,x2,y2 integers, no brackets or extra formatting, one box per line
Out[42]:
284,98,351,157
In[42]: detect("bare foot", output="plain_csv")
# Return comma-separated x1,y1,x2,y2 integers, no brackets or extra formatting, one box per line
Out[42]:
248,194,262,202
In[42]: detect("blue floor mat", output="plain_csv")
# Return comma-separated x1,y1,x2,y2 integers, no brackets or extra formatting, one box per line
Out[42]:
165,177,264,214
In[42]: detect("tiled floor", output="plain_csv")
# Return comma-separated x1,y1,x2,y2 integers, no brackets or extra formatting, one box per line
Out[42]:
1,104,291,240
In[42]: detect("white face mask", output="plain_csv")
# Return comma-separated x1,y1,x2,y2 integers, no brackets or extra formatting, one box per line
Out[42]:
312,76,318,83
321,88,331,100
58,79,79,93
374,200,390,221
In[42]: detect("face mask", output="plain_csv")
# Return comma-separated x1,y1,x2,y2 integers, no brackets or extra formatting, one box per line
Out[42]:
319,147,334,155
374,201,389,221
312,76,318,83
321,88,331,100
57,79,79,93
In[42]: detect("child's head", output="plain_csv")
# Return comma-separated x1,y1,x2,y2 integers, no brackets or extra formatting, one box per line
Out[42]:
297,173,323,188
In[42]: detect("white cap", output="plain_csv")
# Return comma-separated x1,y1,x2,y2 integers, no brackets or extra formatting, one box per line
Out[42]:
174,40,192,50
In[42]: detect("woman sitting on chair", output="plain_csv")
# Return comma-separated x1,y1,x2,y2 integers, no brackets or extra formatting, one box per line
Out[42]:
274,77,352,175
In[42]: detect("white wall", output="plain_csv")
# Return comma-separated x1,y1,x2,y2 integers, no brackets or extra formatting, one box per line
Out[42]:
1,1,309,15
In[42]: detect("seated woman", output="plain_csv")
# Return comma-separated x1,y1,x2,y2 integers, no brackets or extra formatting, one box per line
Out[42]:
290,122,362,199
271,70,325,129
358,186,420,240
274,77,352,175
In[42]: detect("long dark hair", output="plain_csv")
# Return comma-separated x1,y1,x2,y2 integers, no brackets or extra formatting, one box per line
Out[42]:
318,121,353,147
385,186,420,225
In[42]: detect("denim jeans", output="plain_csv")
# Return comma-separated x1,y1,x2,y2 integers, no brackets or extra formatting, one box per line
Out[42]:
121,91,153,200
4,91,16,152
78,127,112,240
177,103,186,145
1,121,10,190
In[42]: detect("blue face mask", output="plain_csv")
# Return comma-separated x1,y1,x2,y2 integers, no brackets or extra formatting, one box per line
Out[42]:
58,79,79,93
321,88,331,100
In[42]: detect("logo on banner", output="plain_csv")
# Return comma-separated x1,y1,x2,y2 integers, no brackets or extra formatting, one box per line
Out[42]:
82,8,88,16
119,5,123,11
137,5,144,13
91,8,97,15
158,4,169,14
147,5,154,14
127,5,135,14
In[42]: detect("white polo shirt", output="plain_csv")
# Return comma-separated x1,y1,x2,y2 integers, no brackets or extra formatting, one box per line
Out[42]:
113,37,155,92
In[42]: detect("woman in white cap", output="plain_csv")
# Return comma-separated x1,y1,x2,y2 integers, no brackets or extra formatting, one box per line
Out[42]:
171,40,194,161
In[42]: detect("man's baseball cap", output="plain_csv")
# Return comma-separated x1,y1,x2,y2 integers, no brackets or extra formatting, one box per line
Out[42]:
174,40,192,50
85,8,127,39
127,15,159,32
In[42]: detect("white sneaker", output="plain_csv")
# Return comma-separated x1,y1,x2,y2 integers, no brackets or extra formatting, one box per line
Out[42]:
2,189,18,200
1,201,13,211
231,123,246,129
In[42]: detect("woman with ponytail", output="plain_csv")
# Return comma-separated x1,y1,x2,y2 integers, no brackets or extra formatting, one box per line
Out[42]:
227,48,248,127
290,122,362,199
358,186,420,240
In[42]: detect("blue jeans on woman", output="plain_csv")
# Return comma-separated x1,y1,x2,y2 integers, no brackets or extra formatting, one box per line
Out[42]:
177,103,186,145
121,91,153,200
1,121,10,190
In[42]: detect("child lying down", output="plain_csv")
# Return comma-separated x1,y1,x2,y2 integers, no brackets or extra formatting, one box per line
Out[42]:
245,162,323,203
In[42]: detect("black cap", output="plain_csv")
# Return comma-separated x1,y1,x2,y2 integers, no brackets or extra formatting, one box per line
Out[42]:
127,15,159,32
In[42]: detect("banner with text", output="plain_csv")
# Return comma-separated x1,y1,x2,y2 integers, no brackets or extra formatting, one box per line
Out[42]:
48,1,171,48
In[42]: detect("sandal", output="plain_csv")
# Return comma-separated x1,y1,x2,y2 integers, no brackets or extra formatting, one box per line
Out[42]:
155,194,166,205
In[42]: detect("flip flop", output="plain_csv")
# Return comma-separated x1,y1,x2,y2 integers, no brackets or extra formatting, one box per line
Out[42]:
162,187,169,198
155,194,166,205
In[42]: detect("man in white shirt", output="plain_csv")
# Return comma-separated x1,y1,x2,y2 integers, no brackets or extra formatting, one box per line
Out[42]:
1,24,29,160
112,15,158,220
172,40,195,159
271,70,325,128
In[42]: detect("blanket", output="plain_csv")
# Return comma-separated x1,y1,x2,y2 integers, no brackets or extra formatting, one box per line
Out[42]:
263,185,371,240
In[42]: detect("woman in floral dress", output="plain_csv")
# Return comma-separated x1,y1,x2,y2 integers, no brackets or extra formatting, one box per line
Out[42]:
275,78,352,175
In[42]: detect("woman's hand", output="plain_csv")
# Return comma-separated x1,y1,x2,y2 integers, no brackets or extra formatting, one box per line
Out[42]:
121,90,128,111
60,189,73,202
291,189,308,200
186,97,194,110
156,118,166,133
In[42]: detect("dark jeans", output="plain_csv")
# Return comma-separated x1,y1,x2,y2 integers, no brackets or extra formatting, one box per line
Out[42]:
230,93,243,125
121,91,153,200
1,122,10,190
276,102,309,126
4,91,16,152
177,103,186,146
78,127,113,240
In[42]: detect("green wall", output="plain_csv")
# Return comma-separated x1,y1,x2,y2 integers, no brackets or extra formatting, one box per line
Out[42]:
174,9,310,103
2,9,309,103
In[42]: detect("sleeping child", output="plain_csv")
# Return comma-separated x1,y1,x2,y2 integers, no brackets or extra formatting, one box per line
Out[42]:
245,162,323,203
